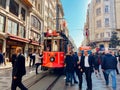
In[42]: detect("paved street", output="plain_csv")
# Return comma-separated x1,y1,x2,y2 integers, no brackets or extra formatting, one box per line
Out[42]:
1,62,120,90
0,62,36,90
52,72,120,90
0,63,120,90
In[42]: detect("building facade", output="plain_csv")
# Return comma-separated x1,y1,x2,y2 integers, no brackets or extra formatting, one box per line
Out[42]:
115,0,120,49
0,0,44,61
0,0,33,60
84,0,120,51
27,0,44,54
44,0,65,32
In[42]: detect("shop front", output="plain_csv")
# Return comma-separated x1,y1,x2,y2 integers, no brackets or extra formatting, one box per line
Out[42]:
6,35,29,62
28,40,41,54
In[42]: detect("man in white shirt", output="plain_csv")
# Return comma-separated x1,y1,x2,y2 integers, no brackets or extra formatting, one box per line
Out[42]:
80,50,94,90
84,55,90,67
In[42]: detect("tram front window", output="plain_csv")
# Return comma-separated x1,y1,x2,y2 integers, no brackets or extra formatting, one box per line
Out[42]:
52,40,58,51
45,39,59,52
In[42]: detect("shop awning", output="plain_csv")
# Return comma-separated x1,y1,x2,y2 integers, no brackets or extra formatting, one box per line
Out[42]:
31,41,40,46
7,34,29,43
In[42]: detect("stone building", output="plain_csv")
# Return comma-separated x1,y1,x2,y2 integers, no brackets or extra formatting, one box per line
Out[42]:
84,0,120,51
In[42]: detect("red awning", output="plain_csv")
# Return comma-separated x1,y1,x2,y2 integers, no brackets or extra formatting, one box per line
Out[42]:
31,41,39,46
7,34,29,43
7,34,41,46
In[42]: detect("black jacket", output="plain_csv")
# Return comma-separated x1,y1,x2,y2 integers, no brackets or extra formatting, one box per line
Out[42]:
79,55,94,72
11,54,16,67
94,54,101,66
101,54,117,70
12,54,26,77
72,54,79,68
64,55,74,73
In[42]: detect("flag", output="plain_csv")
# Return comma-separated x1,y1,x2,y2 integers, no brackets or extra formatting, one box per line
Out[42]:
86,28,89,37
83,28,89,38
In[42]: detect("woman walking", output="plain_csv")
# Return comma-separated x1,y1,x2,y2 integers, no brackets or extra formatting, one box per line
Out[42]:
64,52,74,86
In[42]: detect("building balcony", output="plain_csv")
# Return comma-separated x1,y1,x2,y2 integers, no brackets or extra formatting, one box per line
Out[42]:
20,0,32,8
94,38,110,42
89,38,111,44
116,28,120,31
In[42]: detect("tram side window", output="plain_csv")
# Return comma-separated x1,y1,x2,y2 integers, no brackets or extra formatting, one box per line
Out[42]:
44,40,51,51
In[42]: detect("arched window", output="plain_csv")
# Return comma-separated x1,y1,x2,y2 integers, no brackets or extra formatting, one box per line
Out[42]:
31,15,41,30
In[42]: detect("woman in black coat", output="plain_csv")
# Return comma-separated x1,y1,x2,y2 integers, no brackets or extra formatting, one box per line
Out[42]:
64,52,74,86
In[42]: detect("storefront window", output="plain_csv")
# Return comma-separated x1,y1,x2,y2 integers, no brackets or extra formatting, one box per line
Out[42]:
19,25,25,38
30,31,40,41
0,15,5,32
8,20,18,35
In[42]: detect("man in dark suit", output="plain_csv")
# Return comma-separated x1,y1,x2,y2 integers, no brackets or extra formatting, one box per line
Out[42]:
77,52,83,89
11,50,16,67
80,50,94,90
11,47,28,90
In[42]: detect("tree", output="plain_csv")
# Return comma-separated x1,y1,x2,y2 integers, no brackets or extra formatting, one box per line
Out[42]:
109,32,119,48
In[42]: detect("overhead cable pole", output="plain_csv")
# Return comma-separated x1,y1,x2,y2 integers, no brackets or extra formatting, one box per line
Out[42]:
56,0,59,31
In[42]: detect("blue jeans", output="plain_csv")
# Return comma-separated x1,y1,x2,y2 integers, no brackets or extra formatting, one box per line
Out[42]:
104,69,116,90
66,72,73,85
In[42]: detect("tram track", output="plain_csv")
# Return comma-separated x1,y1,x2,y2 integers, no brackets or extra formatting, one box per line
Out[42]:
24,72,49,88
27,72,62,90
26,73,48,88
46,75,61,90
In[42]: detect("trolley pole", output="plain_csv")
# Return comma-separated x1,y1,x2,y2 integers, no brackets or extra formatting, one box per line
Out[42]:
56,0,59,31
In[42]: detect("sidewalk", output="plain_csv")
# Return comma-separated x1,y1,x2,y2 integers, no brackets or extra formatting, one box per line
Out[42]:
0,61,29,70
0,62,37,90
0,62,12,69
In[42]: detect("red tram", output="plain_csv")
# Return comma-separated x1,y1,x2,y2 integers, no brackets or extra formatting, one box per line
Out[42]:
41,30,69,69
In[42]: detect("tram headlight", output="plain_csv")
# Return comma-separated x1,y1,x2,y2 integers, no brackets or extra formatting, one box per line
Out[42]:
50,57,55,62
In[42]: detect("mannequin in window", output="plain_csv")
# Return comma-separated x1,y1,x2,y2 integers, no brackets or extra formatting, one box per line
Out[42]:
52,40,58,51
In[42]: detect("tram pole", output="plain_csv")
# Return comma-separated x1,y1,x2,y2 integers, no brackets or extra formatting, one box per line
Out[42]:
56,0,59,32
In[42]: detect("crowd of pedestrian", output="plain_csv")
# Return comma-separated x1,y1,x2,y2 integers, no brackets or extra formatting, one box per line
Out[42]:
1,46,120,90
64,50,120,90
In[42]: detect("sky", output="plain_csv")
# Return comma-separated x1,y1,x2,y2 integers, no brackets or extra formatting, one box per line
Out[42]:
61,0,91,48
